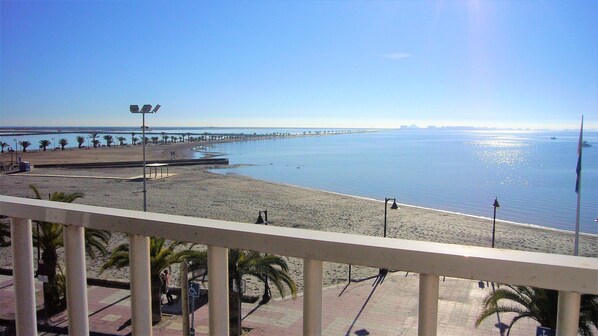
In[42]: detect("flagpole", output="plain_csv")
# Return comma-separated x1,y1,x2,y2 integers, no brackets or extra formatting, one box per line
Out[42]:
574,177,581,256
574,115,583,256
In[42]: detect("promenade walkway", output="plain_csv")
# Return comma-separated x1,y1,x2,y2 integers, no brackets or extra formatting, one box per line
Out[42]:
0,272,539,335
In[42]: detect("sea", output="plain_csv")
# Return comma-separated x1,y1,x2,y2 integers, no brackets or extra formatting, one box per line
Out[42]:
202,129,597,235
1,127,596,234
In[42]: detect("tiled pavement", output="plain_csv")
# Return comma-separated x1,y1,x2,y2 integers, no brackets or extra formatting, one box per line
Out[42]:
0,272,539,335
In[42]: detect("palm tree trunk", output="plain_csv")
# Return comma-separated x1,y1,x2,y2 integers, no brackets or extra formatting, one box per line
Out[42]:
42,247,64,315
151,278,163,324
229,277,242,336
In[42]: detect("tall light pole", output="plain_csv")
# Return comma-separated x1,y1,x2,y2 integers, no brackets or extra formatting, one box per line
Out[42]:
383,197,399,238
255,210,271,304
130,104,160,212
491,197,500,248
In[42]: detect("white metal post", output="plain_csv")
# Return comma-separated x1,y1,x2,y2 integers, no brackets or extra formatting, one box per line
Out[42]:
142,112,147,212
208,245,229,336
10,217,38,335
63,225,90,335
556,291,581,336
129,234,152,335
418,273,439,336
303,259,323,336
182,260,189,336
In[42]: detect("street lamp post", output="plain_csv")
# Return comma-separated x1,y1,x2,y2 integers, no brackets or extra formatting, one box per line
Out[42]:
52,137,55,149
130,104,161,212
255,210,271,304
383,197,399,238
491,197,500,248
379,197,398,276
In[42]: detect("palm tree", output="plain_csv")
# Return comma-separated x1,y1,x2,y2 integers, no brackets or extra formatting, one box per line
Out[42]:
29,185,111,315
161,132,167,144
476,285,598,335
116,136,126,146
151,136,159,145
103,135,114,147
101,237,196,323
188,249,297,335
19,140,31,152
131,132,136,145
58,138,68,150
0,141,7,153
76,136,85,149
39,139,51,151
90,133,99,148
0,217,10,247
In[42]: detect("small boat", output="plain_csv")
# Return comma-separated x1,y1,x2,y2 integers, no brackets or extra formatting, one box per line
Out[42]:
550,136,557,140
582,141,592,147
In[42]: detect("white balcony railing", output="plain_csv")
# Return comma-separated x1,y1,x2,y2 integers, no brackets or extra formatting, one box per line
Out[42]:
1,195,597,335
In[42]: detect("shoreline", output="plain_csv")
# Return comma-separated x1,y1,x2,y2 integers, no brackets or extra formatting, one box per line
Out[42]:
214,170,598,238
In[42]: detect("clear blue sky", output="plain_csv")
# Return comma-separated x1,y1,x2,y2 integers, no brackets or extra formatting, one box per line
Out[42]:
1,1,596,129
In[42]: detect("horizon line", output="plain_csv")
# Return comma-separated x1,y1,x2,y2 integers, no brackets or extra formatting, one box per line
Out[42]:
1,125,597,132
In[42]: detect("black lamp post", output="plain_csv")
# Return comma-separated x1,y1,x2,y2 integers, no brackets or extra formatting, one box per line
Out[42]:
8,147,13,164
255,210,267,225
255,210,271,304
491,197,500,248
383,197,399,238
379,197,398,276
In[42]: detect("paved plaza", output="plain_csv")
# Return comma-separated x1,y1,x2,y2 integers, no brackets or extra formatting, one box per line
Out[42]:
0,272,539,335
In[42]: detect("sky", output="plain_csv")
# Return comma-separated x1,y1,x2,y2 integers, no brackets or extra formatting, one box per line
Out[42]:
1,1,597,130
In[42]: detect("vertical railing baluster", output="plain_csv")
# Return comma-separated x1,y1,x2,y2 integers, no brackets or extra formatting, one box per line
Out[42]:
303,259,323,336
418,273,439,336
64,225,90,335
10,217,38,335
556,291,581,336
208,245,229,335
129,234,152,335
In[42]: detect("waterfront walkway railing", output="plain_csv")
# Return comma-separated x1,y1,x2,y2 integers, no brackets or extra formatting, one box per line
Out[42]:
1,195,596,335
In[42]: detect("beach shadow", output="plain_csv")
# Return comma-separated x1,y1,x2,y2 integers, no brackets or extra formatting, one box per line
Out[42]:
339,272,382,297
88,294,131,319
242,302,265,321
491,282,508,336
373,269,388,286
338,282,351,297
355,329,370,335
0,282,14,290
351,274,379,284
344,279,380,336
161,295,208,316
117,318,131,331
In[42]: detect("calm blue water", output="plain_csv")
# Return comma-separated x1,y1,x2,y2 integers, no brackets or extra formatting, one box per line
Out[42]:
205,130,598,234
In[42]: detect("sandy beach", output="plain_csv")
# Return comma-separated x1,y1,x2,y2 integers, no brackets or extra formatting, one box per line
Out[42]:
1,141,596,296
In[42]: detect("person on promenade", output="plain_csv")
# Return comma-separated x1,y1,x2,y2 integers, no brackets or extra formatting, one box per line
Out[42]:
160,269,174,305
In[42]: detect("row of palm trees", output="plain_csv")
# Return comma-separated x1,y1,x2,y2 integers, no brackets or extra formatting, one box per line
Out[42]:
1,130,301,153
0,133,199,153
0,187,596,335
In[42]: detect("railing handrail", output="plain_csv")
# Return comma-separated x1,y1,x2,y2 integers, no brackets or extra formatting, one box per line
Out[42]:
1,195,596,295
